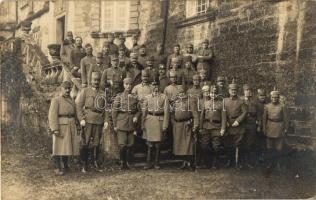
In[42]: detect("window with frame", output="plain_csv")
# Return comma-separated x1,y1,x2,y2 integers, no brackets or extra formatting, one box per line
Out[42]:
101,1,131,32
196,0,210,15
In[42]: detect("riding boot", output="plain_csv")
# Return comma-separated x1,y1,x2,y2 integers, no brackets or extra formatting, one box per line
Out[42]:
225,148,234,168
125,147,132,169
144,146,152,170
212,152,219,169
119,147,126,170
80,146,89,173
53,156,64,176
154,146,161,169
62,156,69,172
93,146,100,169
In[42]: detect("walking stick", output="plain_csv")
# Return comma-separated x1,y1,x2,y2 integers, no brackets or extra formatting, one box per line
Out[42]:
235,146,239,167
194,129,198,172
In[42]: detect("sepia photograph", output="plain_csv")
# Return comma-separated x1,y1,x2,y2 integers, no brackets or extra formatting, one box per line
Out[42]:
0,0,315,199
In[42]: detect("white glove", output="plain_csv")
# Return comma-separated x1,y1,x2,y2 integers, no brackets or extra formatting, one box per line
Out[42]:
220,129,225,136
80,120,86,127
103,122,108,129
232,121,239,127
133,117,138,123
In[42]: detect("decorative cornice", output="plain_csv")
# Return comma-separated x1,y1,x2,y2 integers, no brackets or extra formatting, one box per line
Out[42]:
175,11,216,29
91,29,141,39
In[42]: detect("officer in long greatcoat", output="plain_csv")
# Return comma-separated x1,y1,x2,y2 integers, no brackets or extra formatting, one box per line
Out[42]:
223,80,247,168
172,85,199,170
263,89,289,173
76,72,106,172
142,78,170,169
199,85,226,168
112,78,141,170
48,81,80,175
256,88,268,161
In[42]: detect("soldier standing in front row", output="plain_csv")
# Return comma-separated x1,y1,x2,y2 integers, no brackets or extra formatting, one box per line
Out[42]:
263,89,289,175
48,81,80,175
199,85,226,169
241,84,260,168
223,80,247,168
172,85,199,170
76,72,106,172
142,78,170,169
112,78,141,170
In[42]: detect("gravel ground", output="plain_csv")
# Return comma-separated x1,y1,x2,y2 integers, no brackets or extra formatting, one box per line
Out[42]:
2,149,316,200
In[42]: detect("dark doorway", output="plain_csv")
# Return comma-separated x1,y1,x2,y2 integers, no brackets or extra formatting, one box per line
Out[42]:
56,16,65,43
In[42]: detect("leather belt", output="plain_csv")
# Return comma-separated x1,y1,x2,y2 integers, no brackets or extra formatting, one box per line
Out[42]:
86,107,103,113
268,118,283,122
147,111,164,116
174,118,192,123
58,114,75,118
118,110,137,114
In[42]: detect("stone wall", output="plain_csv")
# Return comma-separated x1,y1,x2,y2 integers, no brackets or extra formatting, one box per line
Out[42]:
141,0,316,106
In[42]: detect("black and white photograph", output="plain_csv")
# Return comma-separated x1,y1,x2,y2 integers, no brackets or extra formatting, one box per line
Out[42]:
0,0,316,199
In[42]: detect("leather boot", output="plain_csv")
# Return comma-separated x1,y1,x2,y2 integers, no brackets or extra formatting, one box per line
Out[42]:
53,156,64,176
119,147,126,170
154,147,160,169
62,156,69,172
125,147,131,170
144,147,152,170
212,153,219,169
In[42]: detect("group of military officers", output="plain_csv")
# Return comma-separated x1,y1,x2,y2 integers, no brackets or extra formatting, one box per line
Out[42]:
48,31,289,176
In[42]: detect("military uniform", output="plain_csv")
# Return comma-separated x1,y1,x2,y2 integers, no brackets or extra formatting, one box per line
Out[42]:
172,87,199,169
183,69,197,90
263,94,289,151
100,55,125,90
167,53,183,69
70,46,86,77
60,40,74,65
107,33,119,55
49,94,80,156
75,73,106,171
80,54,97,86
48,82,80,175
142,85,170,169
125,63,143,87
196,40,213,79
262,90,288,172
200,92,226,167
112,78,141,169
223,81,247,167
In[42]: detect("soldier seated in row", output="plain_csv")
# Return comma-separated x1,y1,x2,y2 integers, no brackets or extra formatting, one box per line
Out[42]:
112,78,141,170
142,78,170,170
76,72,106,173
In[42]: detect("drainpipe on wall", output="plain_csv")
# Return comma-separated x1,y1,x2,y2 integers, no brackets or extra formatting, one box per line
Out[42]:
161,0,170,54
